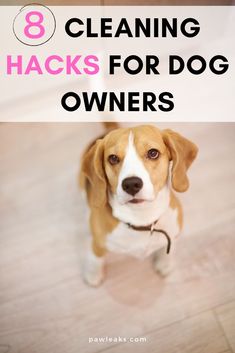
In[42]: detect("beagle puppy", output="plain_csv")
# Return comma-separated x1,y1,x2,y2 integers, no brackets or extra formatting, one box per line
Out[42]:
80,125,198,286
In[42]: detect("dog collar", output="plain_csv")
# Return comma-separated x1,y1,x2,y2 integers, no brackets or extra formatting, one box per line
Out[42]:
126,220,171,254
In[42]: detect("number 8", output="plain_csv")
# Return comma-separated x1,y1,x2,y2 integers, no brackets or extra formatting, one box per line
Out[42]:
24,11,45,39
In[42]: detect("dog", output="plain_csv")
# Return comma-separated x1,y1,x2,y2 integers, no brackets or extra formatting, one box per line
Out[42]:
79,124,198,286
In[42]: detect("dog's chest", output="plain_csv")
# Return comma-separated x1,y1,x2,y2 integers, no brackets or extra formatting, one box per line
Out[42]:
106,207,179,259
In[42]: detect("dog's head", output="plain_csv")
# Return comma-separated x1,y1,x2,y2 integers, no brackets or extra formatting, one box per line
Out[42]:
81,125,198,208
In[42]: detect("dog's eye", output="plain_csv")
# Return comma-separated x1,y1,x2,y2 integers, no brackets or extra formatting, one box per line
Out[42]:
108,154,120,165
147,148,160,160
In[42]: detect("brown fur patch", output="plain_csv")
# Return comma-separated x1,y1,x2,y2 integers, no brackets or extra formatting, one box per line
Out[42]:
170,191,183,230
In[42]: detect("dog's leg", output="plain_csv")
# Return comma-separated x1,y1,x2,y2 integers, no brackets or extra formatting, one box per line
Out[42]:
152,201,180,277
152,246,174,277
83,240,105,287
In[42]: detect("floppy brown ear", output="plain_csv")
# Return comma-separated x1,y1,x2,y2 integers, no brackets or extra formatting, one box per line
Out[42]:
80,138,107,208
162,129,198,192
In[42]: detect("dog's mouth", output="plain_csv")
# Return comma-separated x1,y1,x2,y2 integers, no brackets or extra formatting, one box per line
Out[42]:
128,198,145,204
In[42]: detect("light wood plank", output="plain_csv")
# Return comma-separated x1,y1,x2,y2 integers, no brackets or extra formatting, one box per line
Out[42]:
104,0,232,4
101,311,229,353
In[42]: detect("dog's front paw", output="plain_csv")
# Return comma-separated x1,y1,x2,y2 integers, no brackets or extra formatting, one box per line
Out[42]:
83,251,105,287
83,264,104,287
153,258,173,277
152,250,174,277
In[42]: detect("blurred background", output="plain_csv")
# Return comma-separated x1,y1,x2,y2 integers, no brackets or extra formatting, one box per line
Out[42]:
0,0,234,5
0,122,235,353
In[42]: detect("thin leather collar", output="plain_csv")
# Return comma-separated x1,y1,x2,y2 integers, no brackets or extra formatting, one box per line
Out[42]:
126,220,171,254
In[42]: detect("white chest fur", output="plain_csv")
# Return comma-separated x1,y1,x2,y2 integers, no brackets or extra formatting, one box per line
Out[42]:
109,185,170,226
106,205,180,259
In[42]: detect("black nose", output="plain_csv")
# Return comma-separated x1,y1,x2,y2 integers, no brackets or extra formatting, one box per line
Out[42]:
122,177,143,196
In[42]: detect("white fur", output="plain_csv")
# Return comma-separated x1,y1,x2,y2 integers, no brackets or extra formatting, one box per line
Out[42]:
116,132,155,205
152,246,174,276
152,206,179,275
106,205,180,260
109,185,170,227
83,242,105,286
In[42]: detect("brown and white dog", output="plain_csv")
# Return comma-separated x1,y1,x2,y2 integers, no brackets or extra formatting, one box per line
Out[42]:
80,125,198,286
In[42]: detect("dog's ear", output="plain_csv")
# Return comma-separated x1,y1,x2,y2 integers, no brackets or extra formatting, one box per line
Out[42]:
80,138,107,208
162,129,198,192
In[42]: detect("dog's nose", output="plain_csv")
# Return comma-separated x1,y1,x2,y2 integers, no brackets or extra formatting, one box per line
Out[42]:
122,177,143,196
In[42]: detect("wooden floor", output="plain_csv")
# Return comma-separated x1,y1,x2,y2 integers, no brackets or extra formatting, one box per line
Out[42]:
0,123,235,353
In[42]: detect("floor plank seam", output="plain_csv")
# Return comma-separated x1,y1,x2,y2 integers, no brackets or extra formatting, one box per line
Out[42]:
213,309,234,353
